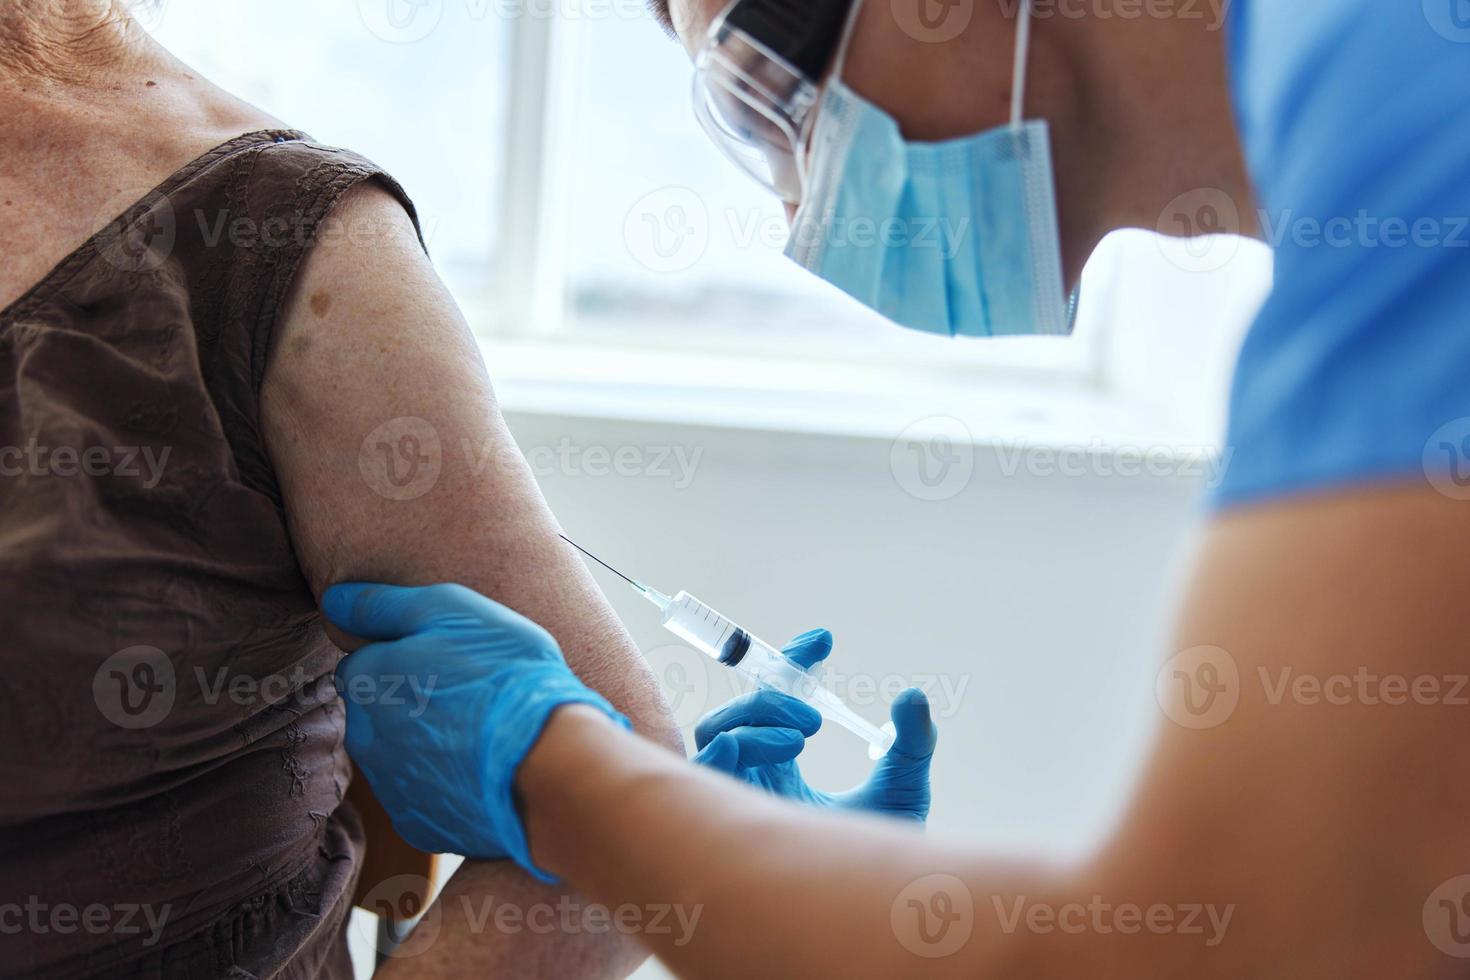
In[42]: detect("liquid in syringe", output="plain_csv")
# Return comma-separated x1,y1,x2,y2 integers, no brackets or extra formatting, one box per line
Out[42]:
560,535,895,758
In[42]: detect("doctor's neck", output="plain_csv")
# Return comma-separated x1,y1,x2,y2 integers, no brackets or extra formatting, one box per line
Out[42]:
837,0,1254,285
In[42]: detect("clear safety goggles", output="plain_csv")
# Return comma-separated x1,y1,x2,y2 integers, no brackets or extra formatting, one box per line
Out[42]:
691,3,842,205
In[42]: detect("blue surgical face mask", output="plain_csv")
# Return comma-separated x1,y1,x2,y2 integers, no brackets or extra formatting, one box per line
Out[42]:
784,1,1072,337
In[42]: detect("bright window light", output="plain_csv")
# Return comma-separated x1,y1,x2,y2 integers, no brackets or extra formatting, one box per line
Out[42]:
148,1,510,304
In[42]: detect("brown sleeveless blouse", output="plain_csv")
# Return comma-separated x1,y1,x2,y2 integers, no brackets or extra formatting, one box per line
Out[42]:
0,130,422,979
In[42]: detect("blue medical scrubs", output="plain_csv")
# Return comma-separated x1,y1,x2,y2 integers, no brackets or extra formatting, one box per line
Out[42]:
1213,0,1470,506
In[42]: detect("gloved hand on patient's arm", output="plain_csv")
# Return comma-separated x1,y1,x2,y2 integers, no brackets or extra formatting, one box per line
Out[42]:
690,628,937,823
323,582,937,888
324,581,629,883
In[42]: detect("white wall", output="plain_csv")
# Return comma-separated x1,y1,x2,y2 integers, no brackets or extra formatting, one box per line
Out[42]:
501,407,1208,977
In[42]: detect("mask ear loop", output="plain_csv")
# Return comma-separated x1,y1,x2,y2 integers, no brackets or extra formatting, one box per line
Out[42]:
1009,0,1034,131
827,0,868,85
795,0,867,190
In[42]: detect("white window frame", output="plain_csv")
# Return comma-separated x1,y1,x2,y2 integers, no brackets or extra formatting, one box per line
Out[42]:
483,9,568,336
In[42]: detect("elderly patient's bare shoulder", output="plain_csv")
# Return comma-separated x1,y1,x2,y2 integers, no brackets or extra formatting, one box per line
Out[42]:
0,58,281,308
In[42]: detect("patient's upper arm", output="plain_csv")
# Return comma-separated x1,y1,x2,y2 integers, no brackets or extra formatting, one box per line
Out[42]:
259,183,676,743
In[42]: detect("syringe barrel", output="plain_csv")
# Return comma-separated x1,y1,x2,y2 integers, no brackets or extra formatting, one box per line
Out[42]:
659,591,892,756
659,591,818,695
726,633,825,700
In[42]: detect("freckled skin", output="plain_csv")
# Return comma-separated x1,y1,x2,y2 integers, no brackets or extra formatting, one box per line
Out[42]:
308,288,331,318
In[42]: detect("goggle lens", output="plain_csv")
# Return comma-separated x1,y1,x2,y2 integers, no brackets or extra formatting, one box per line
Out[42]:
693,69,804,203
691,21,822,206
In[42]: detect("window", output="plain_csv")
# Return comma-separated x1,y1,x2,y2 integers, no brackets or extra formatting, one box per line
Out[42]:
149,1,511,304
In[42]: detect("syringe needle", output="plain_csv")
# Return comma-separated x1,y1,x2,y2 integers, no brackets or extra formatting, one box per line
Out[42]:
558,533,639,587
558,533,671,609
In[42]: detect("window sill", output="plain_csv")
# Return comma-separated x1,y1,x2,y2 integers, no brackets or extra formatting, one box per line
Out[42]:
481,338,1221,456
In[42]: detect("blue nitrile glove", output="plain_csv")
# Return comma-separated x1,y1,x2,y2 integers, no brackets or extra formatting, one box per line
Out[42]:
691,628,937,822
323,582,629,883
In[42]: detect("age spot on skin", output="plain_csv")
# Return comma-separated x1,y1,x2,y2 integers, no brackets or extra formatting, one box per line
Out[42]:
309,289,332,318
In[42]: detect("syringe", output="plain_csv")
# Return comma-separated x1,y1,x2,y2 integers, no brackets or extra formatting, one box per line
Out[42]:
561,535,896,759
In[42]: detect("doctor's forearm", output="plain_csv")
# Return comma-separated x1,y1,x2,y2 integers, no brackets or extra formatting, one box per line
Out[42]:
521,706,1043,979
519,707,1290,979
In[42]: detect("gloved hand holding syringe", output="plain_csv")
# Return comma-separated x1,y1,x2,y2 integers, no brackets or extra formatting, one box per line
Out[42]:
560,535,897,759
